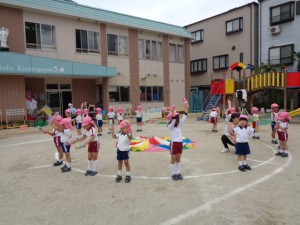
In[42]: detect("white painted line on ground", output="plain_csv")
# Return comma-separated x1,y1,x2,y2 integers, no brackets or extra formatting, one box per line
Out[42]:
0,139,52,148
160,152,292,225
248,158,280,165
29,159,80,169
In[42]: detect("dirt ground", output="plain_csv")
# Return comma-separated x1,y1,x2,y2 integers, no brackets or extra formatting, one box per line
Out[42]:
0,114,299,225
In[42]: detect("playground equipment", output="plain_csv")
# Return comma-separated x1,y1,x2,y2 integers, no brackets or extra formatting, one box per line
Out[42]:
288,108,300,117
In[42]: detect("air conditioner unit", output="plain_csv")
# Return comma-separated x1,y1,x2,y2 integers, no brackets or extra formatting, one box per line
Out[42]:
270,25,281,35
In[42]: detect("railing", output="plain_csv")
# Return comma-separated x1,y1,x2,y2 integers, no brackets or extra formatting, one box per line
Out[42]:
246,72,285,92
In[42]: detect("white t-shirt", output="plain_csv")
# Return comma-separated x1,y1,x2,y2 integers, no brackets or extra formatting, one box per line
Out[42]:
225,113,232,123
252,114,259,122
76,115,82,123
107,112,115,119
96,114,103,121
209,111,217,118
83,127,98,142
116,133,131,151
167,114,187,142
60,129,72,143
117,113,124,121
278,121,288,132
53,128,62,137
233,126,254,143
271,112,278,122
135,111,142,118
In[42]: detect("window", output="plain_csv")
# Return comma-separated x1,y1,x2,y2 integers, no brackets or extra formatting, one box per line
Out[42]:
169,44,184,63
240,53,244,63
109,86,130,102
226,17,243,34
138,39,162,60
190,59,207,73
191,30,204,43
213,55,229,70
270,2,294,25
76,29,99,53
140,86,164,102
297,1,300,15
25,22,56,49
107,34,128,56
269,44,294,65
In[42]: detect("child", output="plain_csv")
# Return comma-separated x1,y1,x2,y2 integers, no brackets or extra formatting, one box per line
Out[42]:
42,115,64,166
270,103,279,144
75,109,83,138
167,104,189,181
135,105,143,132
52,117,73,172
72,116,100,176
225,107,236,124
111,120,133,183
221,112,240,153
117,107,124,124
209,107,218,132
274,111,290,157
251,106,264,139
83,108,89,118
107,106,115,134
95,108,103,136
233,115,254,172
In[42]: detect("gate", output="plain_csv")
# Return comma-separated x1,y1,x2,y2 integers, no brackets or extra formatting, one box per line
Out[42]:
190,90,203,113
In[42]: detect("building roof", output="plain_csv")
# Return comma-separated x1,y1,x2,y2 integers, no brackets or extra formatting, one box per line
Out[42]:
0,0,193,39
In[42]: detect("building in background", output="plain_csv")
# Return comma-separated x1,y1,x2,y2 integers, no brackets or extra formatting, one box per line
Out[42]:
0,0,192,119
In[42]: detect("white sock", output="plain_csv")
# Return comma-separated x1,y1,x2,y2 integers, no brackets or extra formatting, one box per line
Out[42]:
238,161,243,166
279,149,283,153
93,160,98,172
66,162,71,168
126,171,131,176
117,170,122,176
170,164,176,175
175,163,181,174
88,160,92,171
242,160,248,165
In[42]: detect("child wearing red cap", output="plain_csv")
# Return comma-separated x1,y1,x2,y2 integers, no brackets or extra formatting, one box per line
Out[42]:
251,106,264,139
270,103,280,144
107,106,115,134
117,107,124,125
135,105,143,132
274,111,291,157
167,104,189,181
52,117,73,172
209,107,218,132
233,115,254,172
75,109,83,138
111,120,133,183
95,108,103,136
72,116,100,176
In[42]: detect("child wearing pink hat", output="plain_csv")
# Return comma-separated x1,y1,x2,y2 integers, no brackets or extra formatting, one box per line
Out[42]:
72,116,100,176
75,109,83,138
117,107,124,125
135,105,143,132
107,106,116,134
270,103,280,144
95,108,103,136
42,114,64,166
167,104,189,181
274,111,291,157
225,107,236,124
83,108,89,118
51,117,73,172
233,115,254,172
251,106,264,139
209,107,218,132
111,120,133,183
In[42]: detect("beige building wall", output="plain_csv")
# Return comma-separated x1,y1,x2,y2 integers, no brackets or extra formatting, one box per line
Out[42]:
187,3,258,88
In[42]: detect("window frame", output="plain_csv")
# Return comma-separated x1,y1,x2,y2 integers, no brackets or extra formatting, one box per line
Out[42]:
25,22,56,50
138,38,162,61
109,86,130,103
140,86,164,102
191,29,204,43
169,44,184,63
226,17,243,34
213,54,229,70
107,34,128,56
268,44,294,66
75,29,100,53
190,58,207,73
270,1,295,25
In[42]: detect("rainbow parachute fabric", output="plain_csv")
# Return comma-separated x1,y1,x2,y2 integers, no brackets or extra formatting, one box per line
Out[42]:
130,136,197,152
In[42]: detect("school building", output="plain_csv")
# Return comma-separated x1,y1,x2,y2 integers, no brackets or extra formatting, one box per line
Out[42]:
0,0,192,120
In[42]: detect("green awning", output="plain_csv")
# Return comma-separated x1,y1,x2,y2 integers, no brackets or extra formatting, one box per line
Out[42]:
0,52,116,77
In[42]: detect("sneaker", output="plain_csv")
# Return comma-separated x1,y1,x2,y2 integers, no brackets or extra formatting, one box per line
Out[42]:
281,152,288,158
243,164,252,170
61,164,67,171
221,148,229,153
271,140,278,144
84,170,92,176
275,152,282,156
277,146,280,149
115,175,122,183
172,174,179,181
61,166,71,173
90,171,98,176
125,175,131,183
136,129,139,132
238,165,246,172
256,136,260,139
177,174,183,180
139,129,143,132
53,161,63,166
252,136,256,139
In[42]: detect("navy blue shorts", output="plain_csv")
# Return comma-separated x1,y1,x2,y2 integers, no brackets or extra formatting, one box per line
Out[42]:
136,117,142,123
61,143,71,153
97,120,103,127
271,121,276,131
235,142,250,155
76,122,82,129
117,149,130,161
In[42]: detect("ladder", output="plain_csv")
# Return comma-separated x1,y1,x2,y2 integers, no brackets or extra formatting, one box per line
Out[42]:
198,87,222,121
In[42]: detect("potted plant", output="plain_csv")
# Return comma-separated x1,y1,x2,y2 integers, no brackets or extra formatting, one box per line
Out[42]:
294,51,300,71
